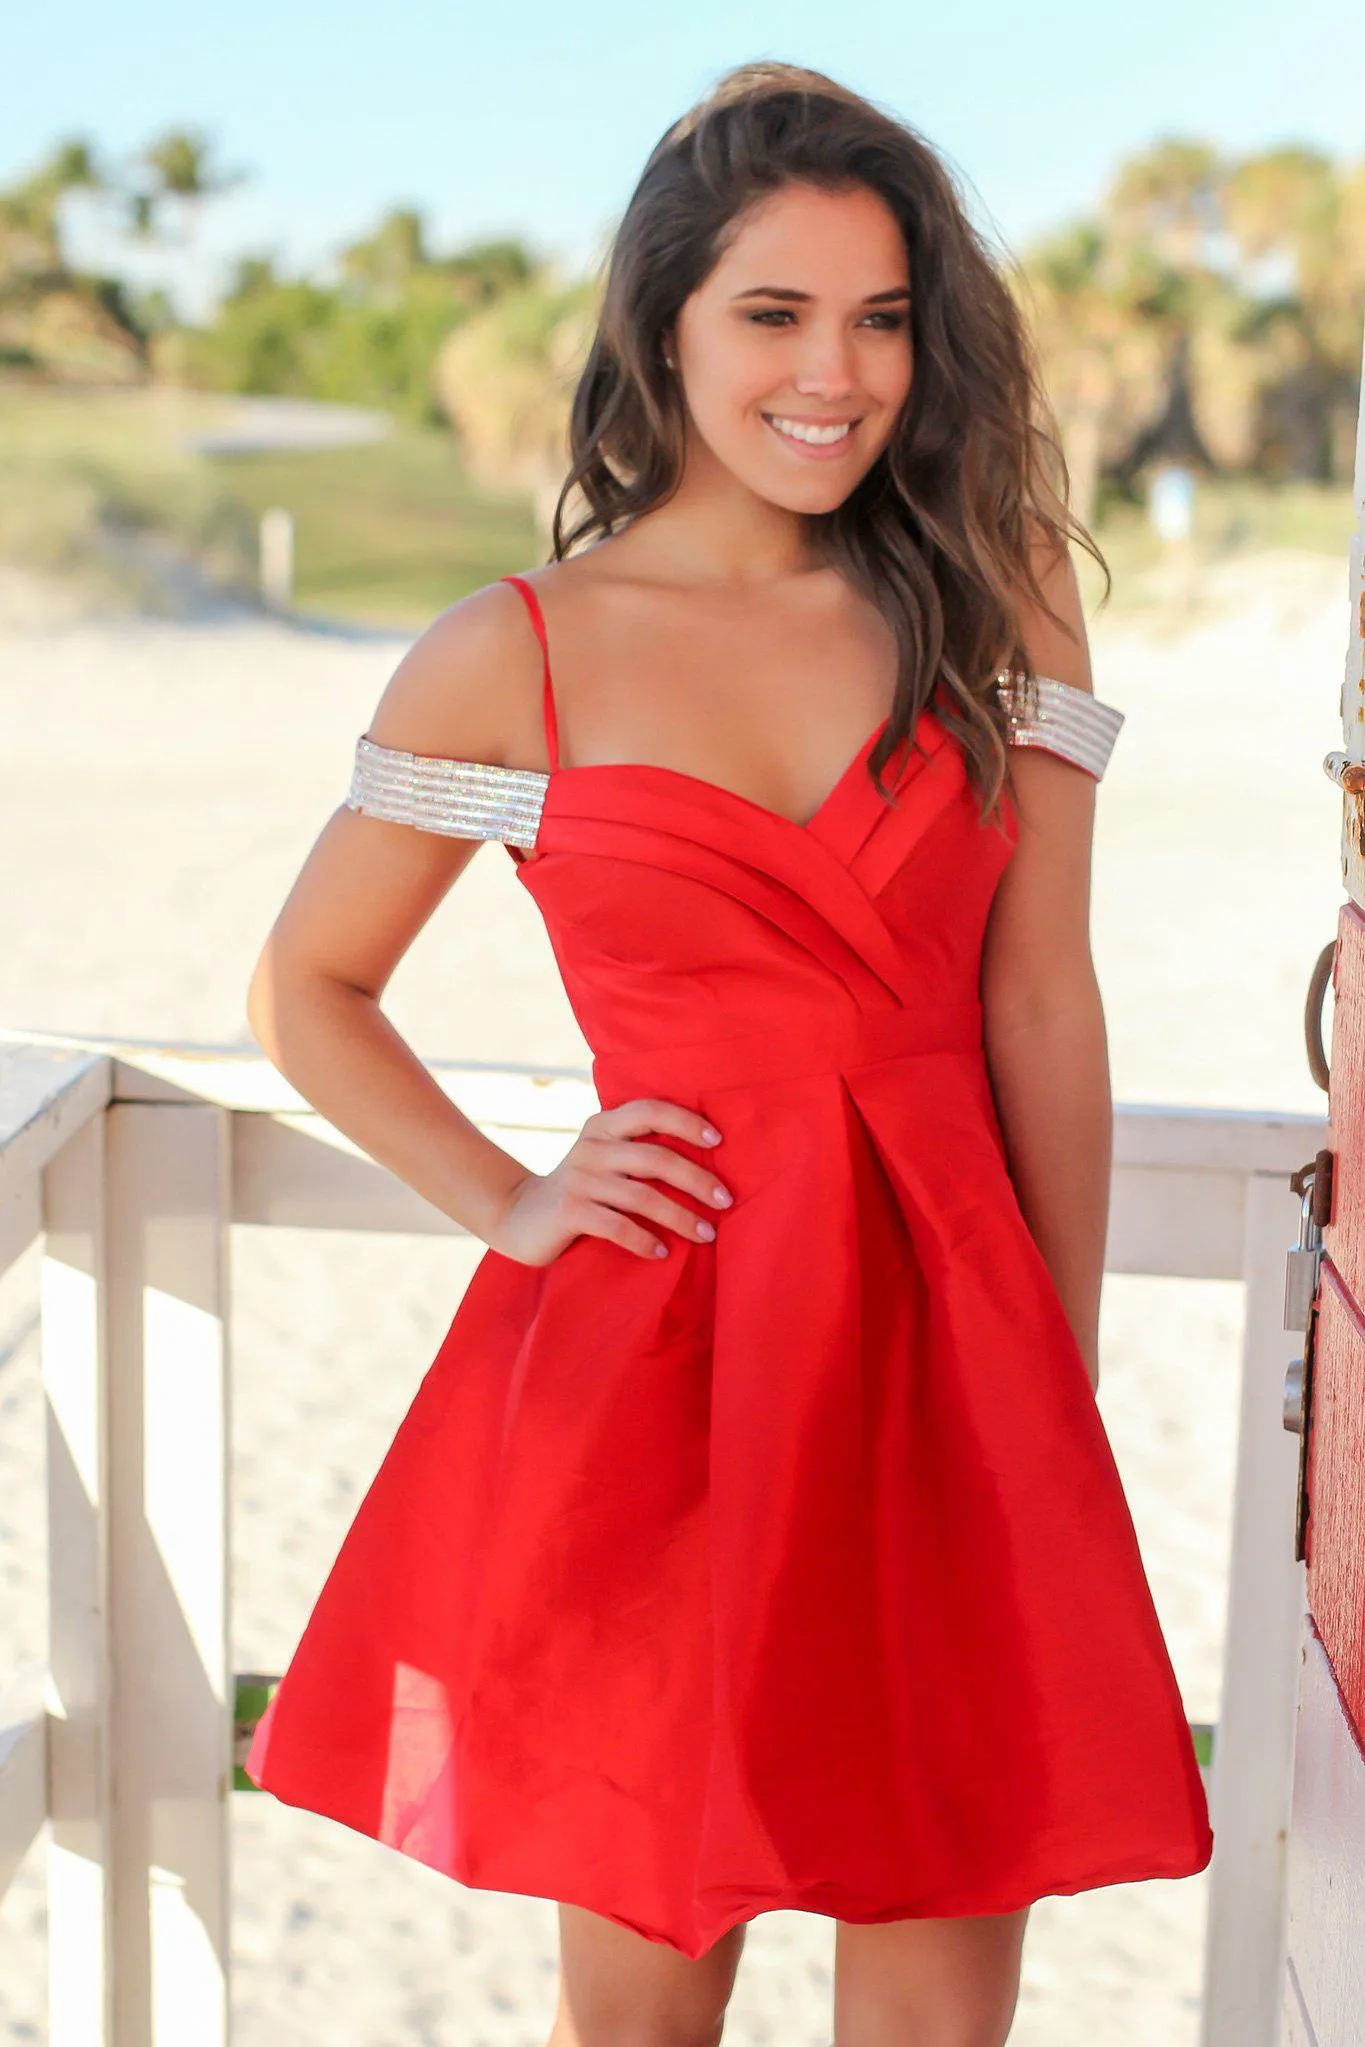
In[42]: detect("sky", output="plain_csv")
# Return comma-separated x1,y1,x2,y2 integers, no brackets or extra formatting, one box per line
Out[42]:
9,1,1363,315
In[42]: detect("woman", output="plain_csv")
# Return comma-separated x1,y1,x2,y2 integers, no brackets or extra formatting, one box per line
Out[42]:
245,60,1211,2047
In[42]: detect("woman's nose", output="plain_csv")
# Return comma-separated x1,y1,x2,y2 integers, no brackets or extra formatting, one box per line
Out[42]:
791,328,858,398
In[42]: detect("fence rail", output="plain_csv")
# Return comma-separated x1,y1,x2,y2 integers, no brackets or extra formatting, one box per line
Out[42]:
0,1028,1326,2047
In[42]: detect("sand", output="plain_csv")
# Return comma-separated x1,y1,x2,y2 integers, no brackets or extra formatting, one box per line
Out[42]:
0,548,1348,2043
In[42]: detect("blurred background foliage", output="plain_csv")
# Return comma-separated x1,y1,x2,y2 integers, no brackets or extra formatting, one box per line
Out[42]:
2,124,1360,623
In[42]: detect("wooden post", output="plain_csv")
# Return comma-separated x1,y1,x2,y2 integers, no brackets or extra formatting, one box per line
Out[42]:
258,508,294,611
1199,1169,1309,2047
43,1114,114,2046
103,1102,232,2047
1278,312,1365,2047
1281,1621,1365,2044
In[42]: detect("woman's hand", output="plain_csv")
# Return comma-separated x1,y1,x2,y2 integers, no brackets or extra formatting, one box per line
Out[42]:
486,1099,733,1265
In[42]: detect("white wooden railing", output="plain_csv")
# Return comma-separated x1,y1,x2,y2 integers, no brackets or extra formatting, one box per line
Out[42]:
0,1027,1326,2047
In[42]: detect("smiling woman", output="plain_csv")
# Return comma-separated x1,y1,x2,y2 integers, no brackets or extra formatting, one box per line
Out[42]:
241,58,1208,2047
553,64,1105,814
663,184,915,543
726,263,913,460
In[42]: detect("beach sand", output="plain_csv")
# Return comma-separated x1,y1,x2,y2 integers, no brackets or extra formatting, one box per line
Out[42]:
0,549,1346,2042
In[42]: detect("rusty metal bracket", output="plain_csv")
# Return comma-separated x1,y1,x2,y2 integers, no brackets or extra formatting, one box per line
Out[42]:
1324,751,1365,794
1290,1147,1335,1228
1326,749,1365,862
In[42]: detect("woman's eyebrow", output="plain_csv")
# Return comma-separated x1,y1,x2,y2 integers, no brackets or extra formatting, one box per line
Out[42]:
728,284,912,304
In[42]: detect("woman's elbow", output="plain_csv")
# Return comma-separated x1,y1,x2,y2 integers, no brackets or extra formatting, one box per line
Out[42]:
245,932,313,1068
244,946,283,1063
246,937,371,1075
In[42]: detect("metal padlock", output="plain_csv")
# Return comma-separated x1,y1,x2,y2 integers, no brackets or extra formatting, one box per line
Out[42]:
1283,1152,1332,1558
1284,1178,1323,1333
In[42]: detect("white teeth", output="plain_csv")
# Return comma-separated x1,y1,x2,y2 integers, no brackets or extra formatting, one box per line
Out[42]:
767,415,854,446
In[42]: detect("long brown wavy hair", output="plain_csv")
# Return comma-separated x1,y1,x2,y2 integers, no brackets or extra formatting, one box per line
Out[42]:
550,60,1110,824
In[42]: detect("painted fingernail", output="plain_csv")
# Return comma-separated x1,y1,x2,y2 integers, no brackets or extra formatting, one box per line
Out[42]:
696,1219,716,1241
712,1186,732,1206
701,1126,722,1144
653,1242,669,1257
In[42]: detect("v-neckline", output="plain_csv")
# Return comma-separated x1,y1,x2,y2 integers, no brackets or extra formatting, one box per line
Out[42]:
549,711,900,838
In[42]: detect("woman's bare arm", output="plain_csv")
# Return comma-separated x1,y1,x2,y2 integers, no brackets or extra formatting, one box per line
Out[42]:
245,582,546,1242
979,539,1112,1391
246,577,734,1262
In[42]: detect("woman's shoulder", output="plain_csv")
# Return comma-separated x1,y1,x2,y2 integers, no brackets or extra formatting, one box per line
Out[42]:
363,574,553,771
505,539,637,615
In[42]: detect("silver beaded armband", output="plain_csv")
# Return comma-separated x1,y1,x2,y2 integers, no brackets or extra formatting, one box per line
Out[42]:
345,735,549,850
995,674,1124,781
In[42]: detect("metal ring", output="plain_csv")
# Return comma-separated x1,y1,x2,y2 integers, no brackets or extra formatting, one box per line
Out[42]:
1305,938,1335,1093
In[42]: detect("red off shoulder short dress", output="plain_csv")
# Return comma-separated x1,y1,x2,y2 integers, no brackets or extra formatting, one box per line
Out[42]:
245,571,1213,1958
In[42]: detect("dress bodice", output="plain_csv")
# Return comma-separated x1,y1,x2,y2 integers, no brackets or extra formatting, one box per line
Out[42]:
342,575,1125,1088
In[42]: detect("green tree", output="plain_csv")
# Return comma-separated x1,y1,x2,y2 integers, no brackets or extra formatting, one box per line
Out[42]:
0,139,145,379
339,208,429,298
129,129,244,239
1221,148,1360,478
1016,220,1150,525
1106,138,1224,270
432,277,597,529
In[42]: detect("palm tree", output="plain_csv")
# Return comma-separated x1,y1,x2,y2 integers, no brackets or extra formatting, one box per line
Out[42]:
1097,141,1224,491
1017,220,1135,527
0,138,101,275
129,130,244,242
339,209,429,301
1221,148,1359,479
1106,138,1223,270
0,140,145,380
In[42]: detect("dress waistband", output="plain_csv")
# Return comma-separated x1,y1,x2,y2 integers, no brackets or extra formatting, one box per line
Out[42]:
592,1000,984,1106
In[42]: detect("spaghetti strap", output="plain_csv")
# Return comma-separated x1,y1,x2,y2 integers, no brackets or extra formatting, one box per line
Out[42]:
500,574,560,774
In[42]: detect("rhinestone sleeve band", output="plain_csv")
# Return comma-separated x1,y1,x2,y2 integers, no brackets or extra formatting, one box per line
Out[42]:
995,674,1125,781
345,736,549,850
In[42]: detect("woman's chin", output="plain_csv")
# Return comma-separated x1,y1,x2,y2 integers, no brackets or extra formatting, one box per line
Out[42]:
749,469,868,516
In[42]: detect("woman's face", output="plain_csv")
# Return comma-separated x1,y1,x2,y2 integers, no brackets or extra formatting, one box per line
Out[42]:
670,180,913,515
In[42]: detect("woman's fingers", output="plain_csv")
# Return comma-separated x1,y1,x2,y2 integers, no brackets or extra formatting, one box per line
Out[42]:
570,1198,674,1261
579,1171,720,1248
591,1136,732,1211
558,1099,733,1259
590,1098,723,1153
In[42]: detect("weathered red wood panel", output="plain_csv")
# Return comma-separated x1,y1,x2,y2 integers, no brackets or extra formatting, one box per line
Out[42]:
1309,899,1365,1742
1307,1265,1365,1742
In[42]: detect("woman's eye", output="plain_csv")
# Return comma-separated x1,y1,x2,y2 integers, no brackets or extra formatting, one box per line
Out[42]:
745,309,907,331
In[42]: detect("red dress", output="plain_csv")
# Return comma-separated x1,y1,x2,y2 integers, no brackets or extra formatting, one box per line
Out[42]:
245,572,1212,1958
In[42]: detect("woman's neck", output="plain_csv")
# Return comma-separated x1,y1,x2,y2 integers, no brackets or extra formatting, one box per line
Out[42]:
613,444,821,588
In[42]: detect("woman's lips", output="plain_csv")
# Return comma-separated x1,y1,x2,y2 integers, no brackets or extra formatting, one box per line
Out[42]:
761,413,862,461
